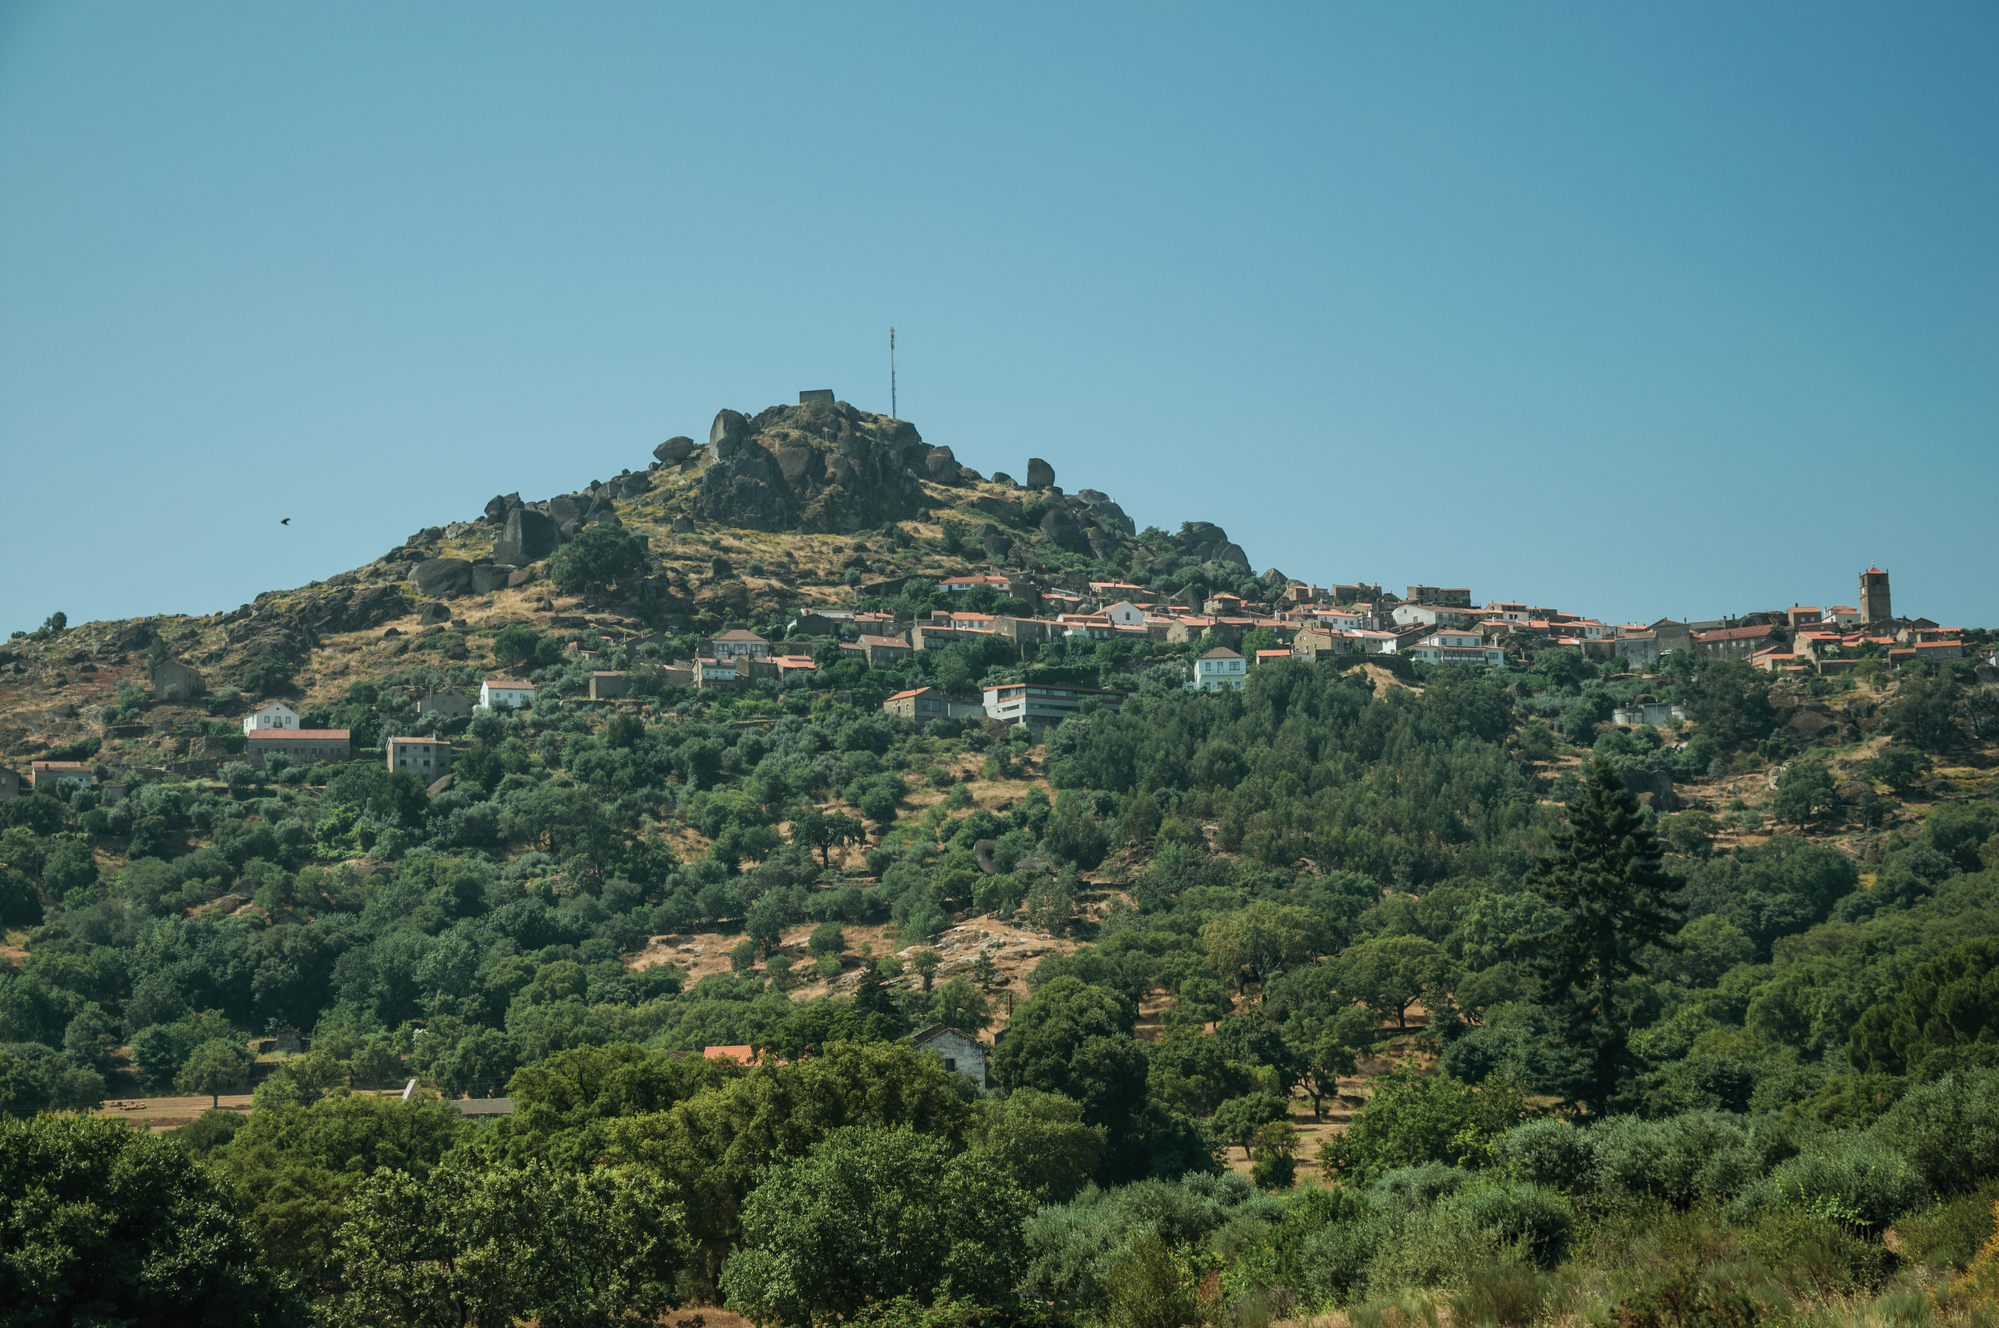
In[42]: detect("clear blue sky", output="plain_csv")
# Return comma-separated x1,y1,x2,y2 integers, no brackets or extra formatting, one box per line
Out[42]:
3,3,1994,634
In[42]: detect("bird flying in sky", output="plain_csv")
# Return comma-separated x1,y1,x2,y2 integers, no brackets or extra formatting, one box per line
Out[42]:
281,518,291,525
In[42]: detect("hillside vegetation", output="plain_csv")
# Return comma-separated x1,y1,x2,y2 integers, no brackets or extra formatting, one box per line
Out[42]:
3,404,1999,1328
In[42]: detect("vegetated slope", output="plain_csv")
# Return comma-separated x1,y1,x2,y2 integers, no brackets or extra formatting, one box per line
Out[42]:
4,398,1999,1328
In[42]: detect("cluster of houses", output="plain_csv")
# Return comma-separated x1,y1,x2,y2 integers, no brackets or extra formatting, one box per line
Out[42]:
7,567,1974,797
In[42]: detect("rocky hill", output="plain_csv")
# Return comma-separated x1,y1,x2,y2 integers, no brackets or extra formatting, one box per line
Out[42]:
0,396,1271,767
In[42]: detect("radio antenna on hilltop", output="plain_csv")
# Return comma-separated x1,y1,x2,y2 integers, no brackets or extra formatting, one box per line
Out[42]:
889,326,897,419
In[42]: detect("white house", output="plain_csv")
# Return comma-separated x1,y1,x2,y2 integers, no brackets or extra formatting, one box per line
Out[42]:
242,701,300,734
1828,605,1864,627
1406,630,1504,668
1104,600,1147,628
478,679,537,710
1391,603,1480,629
1187,647,1247,692
1350,630,1400,654
1611,702,1686,727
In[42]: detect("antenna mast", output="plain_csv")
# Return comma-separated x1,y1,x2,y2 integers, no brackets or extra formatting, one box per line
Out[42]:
890,326,897,419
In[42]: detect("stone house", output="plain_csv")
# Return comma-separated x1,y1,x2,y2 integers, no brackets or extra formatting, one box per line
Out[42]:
1613,633,1661,669
30,761,93,789
883,686,946,720
151,660,205,701
416,691,472,718
245,728,351,770
242,701,301,734
1693,625,1773,661
588,671,629,700
704,629,771,661
1406,586,1473,608
387,736,453,780
0,768,18,801
857,634,913,667
1648,619,1697,656
909,1025,988,1088
1291,627,1358,662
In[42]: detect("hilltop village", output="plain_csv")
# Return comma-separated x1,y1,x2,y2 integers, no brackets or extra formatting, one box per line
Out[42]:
4,394,1998,1326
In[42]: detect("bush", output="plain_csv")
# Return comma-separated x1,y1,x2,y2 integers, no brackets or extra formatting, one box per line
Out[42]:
1503,1118,1594,1192
1447,1181,1575,1267
1299,1217,1391,1307
1898,1180,1999,1272
1870,1070,1999,1194
548,522,646,592
1736,1132,1927,1233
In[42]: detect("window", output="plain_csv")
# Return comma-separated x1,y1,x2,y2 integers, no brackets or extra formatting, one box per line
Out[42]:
943,1058,957,1072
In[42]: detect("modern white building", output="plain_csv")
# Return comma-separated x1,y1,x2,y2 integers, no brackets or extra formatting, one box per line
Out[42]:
982,681,1126,730
1392,603,1482,629
478,679,537,710
1405,630,1504,668
242,701,301,734
1187,647,1247,692
1611,702,1686,727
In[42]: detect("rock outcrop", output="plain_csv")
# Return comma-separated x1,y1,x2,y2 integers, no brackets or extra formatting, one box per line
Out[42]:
413,558,472,598
1026,458,1055,489
1172,521,1249,568
493,509,561,566
688,401,936,535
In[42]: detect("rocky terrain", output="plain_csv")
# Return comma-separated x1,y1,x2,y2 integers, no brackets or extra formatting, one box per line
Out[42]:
0,397,1274,767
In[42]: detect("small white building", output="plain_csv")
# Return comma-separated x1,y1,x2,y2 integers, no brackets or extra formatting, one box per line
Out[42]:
1407,630,1505,668
1391,603,1481,629
1104,600,1148,629
1611,702,1686,727
1187,647,1247,692
242,701,301,734
909,1024,988,1088
478,679,537,710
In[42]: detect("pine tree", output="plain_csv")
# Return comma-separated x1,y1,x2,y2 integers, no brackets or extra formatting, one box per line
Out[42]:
854,959,896,1018
1526,760,1682,1116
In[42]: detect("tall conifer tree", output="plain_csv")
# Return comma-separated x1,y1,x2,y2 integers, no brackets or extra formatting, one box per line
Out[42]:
1526,760,1682,1115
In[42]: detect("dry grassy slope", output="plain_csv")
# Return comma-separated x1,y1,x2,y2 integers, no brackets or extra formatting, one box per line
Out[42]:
0,436,1069,765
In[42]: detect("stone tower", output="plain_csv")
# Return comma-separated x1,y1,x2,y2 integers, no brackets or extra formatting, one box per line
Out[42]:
1860,566,1892,624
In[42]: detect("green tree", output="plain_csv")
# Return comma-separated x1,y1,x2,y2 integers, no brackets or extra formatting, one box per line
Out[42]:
240,648,297,694
1683,660,1777,752
991,977,1147,1134
1250,1119,1299,1190
1868,746,1932,794
1201,901,1328,995
909,949,941,992
1317,1065,1532,1180
965,1088,1106,1204
213,1093,467,1288
1847,936,1999,1077
0,1114,298,1325
548,521,647,593
929,975,992,1035
330,1154,688,1328
1210,1091,1289,1159
1523,760,1683,1115
1880,674,1963,754
176,1037,254,1109
1771,761,1838,828
719,1124,1032,1325
1333,935,1456,1029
